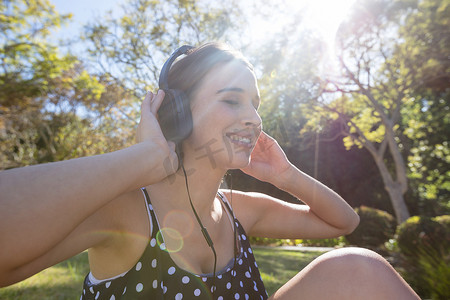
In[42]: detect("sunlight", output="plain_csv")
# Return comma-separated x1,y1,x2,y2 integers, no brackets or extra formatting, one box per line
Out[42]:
298,0,356,48
248,0,356,53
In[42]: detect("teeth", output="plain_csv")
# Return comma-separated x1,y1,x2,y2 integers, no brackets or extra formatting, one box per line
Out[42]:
229,134,251,144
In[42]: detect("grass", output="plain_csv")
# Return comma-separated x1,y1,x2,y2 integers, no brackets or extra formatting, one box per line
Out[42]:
0,252,90,300
252,247,324,295
0,248,324,299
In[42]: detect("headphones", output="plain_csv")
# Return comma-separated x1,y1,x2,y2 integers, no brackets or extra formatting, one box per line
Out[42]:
157,45,195,145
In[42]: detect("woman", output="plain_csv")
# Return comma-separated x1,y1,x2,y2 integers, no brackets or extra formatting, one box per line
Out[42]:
0,43,419,299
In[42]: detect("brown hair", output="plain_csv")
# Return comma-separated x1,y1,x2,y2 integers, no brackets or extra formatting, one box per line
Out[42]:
167,42,254,100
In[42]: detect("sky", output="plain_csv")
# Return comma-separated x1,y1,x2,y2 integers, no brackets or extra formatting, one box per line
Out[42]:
50,0,356,49
51,0,121,39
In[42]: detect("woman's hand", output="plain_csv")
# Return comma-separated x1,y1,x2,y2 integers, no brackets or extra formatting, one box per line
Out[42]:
241,132,293,186
137,90,178,179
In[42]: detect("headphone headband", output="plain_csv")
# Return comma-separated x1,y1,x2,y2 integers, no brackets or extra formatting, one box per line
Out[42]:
158,45,194,90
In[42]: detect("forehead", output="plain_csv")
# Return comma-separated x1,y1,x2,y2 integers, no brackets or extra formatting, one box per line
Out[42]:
194,60,259,98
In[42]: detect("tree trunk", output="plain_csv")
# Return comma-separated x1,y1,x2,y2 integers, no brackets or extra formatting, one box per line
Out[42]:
373,156,411,224
385,182,411,224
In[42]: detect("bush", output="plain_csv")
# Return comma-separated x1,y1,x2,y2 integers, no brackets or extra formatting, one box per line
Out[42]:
396,215,450,298
299,237,346,247
396,215,450,258
345,206,396,248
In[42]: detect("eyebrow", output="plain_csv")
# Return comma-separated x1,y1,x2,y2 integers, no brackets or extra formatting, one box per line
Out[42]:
216,87,244,94
216,87,261,107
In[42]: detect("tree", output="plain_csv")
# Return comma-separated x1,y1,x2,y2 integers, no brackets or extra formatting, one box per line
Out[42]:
82,0,244,98
397,0,450,215
302,0,449,223
0,0,130,168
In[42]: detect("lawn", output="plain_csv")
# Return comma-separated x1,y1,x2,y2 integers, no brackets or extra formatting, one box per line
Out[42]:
0,247,324,299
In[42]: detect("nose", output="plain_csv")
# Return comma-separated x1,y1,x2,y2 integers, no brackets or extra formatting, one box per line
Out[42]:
242,103,262,128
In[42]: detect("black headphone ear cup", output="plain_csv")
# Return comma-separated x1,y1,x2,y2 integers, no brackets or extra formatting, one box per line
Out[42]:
157,89,193,144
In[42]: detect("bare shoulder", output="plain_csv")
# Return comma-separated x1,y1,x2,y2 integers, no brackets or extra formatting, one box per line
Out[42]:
219,189,278,233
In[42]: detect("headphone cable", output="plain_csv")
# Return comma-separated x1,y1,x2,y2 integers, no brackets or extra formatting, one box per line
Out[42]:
180,159,217,293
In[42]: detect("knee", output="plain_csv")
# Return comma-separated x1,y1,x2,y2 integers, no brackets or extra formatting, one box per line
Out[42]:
310,247,392,276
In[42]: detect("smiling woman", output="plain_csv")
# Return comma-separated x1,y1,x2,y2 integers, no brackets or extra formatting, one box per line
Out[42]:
0,42,419,299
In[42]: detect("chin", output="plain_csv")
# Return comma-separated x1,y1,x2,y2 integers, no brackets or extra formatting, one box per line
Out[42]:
226,152,252,169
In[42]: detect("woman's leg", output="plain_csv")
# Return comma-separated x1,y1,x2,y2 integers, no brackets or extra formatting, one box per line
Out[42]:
269,247,419,300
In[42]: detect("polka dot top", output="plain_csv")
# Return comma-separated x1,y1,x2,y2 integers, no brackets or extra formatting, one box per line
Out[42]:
80,188,268,299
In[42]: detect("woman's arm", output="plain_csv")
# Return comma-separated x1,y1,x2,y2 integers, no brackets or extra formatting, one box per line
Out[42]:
0,91,177,285
233,132,359,239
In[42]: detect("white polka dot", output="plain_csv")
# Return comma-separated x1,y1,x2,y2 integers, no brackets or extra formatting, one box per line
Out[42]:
95,291,100,299
152,279,158,289
136,261,142,271
150,238,156,247
136,283,143,292
105,281,111,288
182,276,190,284
163,286,168,294
151,259,157,268
248,247,252,253
254,261,258,267
161,281,164,289
194,289,201,296
235,293,240,299
244,252,248,258
175,293,183,300
202,277,207,282
240,281,243,287
122,286,126,294
235,221,239,227
83,289,86,295
238,259,243,265
218,297,224,300
241,234,246,240
226,282,231,289
253,281,258,291
110,296,115,300
245,294,249,300
245,271,251,278
168,266,176,275
149,204,153,210
89,287,94,294
160,243,166,250
217,274,222,279
231,270,237,276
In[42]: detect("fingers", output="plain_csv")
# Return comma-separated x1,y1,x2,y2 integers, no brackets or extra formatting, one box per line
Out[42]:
150,90,165,115
141,90,166,116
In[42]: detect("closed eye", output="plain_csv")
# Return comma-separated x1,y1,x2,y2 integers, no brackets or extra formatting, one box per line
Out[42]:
223,99,239,105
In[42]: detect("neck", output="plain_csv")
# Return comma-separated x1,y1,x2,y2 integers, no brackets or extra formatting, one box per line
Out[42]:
146,153,227,218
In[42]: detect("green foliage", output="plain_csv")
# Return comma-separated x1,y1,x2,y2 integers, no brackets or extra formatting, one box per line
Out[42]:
82,0,244,96
345,206,396,248
396,215,450,258
298,237,346,248
416,246,450,299
396,215,450,298
0,0,75,108
0,0,139,169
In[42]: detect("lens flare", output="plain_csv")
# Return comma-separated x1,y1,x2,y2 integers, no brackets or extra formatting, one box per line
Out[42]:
156,227,184,253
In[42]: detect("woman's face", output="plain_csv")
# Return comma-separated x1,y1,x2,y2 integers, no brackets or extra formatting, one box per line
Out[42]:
182,60,262,170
